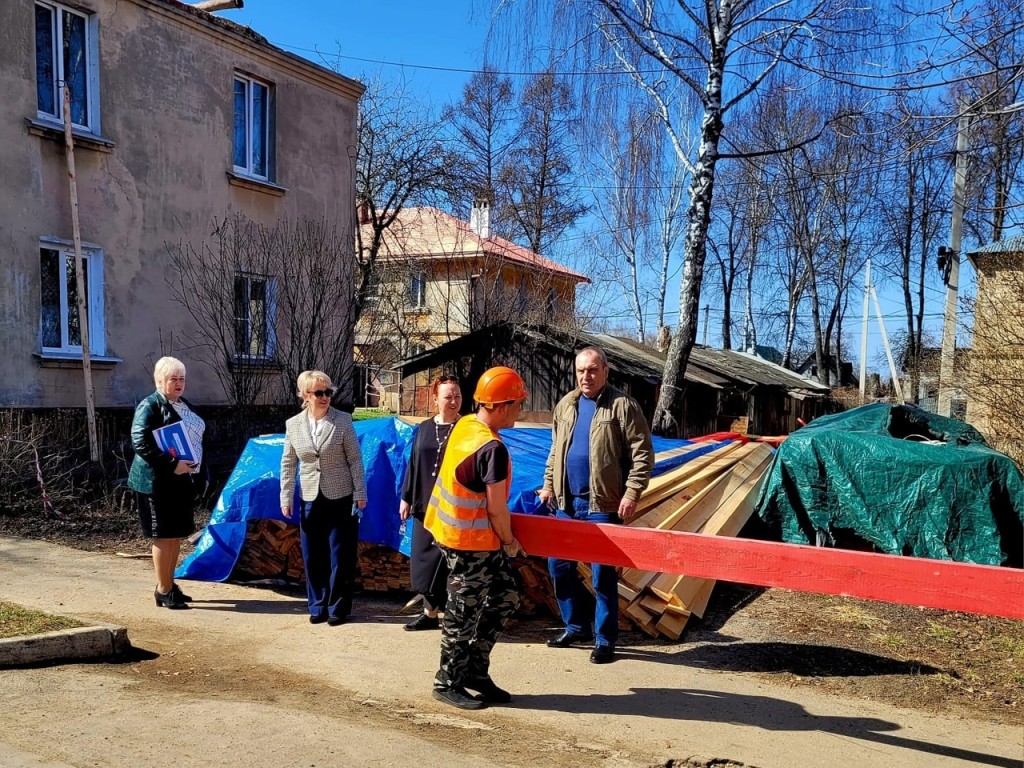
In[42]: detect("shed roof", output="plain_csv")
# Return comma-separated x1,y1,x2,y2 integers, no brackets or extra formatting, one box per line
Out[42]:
692,348,831,392
398,323,828,395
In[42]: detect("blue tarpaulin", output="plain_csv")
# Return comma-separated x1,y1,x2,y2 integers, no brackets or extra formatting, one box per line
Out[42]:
177,417,708,582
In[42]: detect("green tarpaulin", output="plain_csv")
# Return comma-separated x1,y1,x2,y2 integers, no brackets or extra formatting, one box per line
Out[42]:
756,403,1024,566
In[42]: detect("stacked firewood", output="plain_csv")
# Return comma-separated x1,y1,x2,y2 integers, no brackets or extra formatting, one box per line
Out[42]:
229,520,412,590
231,519,305,582
614,440,775,639
357,542,412,591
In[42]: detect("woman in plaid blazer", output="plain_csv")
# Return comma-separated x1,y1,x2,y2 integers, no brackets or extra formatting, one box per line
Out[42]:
280,370,367,625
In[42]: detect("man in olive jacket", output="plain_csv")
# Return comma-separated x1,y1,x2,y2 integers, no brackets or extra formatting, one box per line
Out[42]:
538,346,653,664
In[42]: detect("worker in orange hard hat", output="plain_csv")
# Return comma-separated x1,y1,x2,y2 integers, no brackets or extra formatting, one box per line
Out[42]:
423,365,528,710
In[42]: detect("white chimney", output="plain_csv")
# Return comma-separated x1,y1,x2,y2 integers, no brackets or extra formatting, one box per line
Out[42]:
469,199,491,239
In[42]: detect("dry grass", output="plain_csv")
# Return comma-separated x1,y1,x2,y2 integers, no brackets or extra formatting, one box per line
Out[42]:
0,600,82,639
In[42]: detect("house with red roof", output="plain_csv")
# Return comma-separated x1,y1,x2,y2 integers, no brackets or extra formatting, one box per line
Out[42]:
355,202,590,376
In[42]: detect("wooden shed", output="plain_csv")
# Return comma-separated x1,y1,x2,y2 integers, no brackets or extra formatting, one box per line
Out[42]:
396,323,832,437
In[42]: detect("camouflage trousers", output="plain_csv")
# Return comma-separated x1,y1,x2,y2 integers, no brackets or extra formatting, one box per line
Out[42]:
434,547,520,690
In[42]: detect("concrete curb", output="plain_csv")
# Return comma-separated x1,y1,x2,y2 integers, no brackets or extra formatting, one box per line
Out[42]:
0,623,130,667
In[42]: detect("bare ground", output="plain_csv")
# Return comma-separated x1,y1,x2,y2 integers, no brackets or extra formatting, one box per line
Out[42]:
2,504,1021,730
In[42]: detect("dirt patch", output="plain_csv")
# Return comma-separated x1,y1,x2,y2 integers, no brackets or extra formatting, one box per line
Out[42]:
112,621,648,768
3,508,1021,728
690,583,1023,726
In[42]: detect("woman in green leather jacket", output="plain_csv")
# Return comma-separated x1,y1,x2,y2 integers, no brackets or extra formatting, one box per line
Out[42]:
128,356,206,609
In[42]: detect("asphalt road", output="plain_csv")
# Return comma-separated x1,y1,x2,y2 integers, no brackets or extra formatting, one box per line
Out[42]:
1,536,1020,768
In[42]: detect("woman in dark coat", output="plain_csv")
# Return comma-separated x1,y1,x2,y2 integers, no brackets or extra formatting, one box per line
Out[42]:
398,376,462,630
128,356,206,609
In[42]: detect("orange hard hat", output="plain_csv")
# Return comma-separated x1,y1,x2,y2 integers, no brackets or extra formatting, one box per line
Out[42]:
473,366,529,406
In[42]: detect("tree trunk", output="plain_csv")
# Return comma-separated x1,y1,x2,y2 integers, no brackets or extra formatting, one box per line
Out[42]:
652,77,725,436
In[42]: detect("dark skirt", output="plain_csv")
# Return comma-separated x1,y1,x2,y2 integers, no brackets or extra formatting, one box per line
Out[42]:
410,516,449,610
137,475,197,539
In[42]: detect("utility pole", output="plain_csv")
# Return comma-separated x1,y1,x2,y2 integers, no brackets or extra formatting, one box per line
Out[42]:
702,305,709,346
937,100,970,418
859,260,870,404
62,83,99,463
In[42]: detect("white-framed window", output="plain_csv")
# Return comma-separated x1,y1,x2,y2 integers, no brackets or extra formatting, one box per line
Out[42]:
39,241,105,355
234,273,276,360
409,271,427,309
35,1,100,132
407,342,426,357
233,74,273,180
363,270,381,304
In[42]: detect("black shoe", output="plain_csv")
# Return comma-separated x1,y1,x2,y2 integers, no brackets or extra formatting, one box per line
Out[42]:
309,614,328,624
464,677,512,704
432,686,485,710
404,614,440,631
590,644,616,664
327,616,348,626
154,588,188,609
170,584,193,603
547,630,593,648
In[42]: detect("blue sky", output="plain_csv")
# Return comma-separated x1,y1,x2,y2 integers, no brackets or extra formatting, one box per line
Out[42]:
232,1,487,104
225,1,964,373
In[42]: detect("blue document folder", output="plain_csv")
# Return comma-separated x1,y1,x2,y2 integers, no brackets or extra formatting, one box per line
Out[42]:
153,422,197,462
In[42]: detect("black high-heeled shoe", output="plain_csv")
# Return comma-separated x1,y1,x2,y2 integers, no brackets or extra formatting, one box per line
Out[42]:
170,584,193,603
154,588,188,609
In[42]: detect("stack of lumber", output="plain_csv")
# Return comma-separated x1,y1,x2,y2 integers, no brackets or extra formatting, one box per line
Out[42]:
613,440,775,639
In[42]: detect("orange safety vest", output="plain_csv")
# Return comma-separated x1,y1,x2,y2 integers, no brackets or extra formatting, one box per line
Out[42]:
423,414,510,551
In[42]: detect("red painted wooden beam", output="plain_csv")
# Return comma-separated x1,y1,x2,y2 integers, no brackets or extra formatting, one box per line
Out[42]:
510,513,1024,620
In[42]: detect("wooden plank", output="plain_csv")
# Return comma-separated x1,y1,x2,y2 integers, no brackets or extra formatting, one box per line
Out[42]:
510,513,1024,620
661,602,690,617
662,447,773,533
620,567,656,592
652,440,715,466
617,582,639,602
685,579,715,619
671,575,706,611
636,441,745,512
655,609,690,640
660,453,773,613
623,598,655,624
639,593,669,614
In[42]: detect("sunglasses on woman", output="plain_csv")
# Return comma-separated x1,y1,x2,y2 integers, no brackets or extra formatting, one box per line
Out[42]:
308,389,335,398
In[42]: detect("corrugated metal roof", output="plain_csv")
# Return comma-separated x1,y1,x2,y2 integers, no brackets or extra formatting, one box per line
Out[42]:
969,234,1024,255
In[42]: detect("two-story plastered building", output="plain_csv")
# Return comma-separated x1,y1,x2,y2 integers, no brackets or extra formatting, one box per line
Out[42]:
354,202,589,408
1,0,363,407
